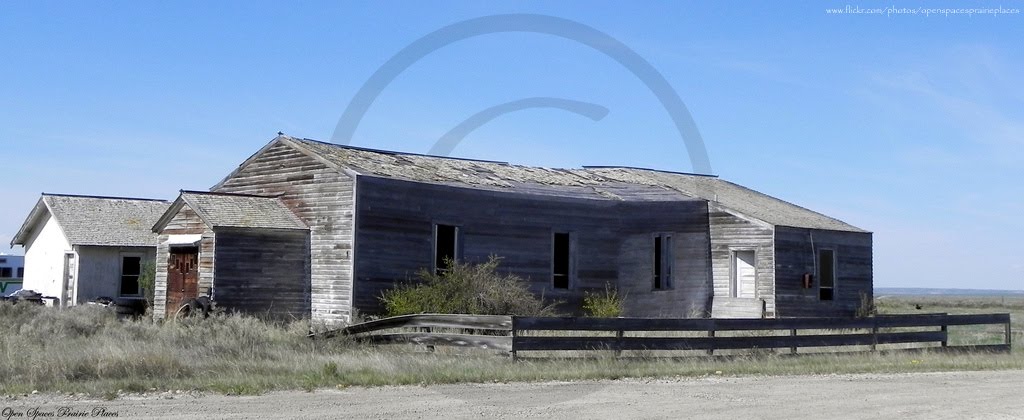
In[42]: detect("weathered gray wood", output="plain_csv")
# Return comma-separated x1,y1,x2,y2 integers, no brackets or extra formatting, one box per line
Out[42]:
319,314,513,337
1007,321,1013,347
355,333,513,351
773,226,872,318
790,329,798,354
512,331,946,352
710,298,763,318
515,317,714,331
935,313,1010,326
709,203,775,318
212,229,310,318
320,313,1004,357
214,139,355,325
516,314,1005,332
353,175,711,317
874,313,1009,328
707,327,715,356
153,206,214,320
510,314,1002,354
512,316,880,331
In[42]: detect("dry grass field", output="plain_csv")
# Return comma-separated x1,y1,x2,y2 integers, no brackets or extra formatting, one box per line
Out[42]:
875,294,1023,347
1,295,1019,398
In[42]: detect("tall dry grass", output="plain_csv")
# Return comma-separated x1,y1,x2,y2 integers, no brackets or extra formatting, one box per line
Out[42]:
875,295,1023,348
1,294,1020,397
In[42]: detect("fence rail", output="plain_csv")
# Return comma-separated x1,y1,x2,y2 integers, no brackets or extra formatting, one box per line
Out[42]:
313,313,1012,358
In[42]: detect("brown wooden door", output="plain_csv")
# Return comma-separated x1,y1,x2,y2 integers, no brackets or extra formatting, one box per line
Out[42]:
166,248,199,315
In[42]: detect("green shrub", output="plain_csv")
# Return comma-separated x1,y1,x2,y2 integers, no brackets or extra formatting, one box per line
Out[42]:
380,256,559,317
138,261,157,308
582,283,623,318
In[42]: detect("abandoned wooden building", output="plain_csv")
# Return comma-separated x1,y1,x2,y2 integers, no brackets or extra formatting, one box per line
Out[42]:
10,194,170,305
151,191,310,319
149,135,872,324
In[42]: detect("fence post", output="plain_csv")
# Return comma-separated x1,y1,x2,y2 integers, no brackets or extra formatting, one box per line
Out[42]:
790,329,798,355
707,325,715,356
1006,318,1012,349
940,324,948,348
510,316,518,361
871,318,879,352
615,330,624,358
422,327,435,352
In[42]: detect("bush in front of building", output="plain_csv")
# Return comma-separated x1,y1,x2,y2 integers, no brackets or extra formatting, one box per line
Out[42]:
138,261,157,309
582,282,623,318
380,256,559,317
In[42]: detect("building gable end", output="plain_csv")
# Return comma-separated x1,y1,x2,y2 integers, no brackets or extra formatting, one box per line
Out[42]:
11,198,70,248
210,136,361,191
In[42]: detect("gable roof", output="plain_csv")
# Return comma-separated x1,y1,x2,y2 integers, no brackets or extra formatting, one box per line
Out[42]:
285,137,698,201
11,194,171,247
152,191,308,232
241,136,867,233
585,168,867,232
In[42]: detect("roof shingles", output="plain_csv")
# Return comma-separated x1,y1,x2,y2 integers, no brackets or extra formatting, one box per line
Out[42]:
287,137,866,233
179,191,307,230
42,195,170,246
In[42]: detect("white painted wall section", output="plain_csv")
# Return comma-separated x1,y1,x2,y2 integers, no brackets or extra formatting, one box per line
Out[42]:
22,213,73,299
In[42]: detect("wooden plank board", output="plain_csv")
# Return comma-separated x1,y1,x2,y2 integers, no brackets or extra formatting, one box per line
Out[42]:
353,175,712,317
313,313,1004,356
875,313,1010,328
517,314,1009,332
324,314,513,337
513,316,880,331
213,140,355,325
357,333,512,351
936,313,1010,326
512,331,946,351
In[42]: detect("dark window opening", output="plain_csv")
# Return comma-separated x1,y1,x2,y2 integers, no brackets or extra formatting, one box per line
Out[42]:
0,267,11,278
653,234,673,290
120,256,141,296
818,249,835,301
552,232,570,289
17,267,24,278
434,224,460,275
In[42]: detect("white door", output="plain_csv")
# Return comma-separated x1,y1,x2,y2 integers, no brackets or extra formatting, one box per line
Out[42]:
733,250,756,298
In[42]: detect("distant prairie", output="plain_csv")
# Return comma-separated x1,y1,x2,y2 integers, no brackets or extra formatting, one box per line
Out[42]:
876,288,1024,297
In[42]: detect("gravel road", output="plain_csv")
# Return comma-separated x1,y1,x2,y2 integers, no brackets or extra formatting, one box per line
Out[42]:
4,370,1022,419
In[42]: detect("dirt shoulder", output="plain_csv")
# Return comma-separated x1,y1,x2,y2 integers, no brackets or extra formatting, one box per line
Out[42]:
4,370,1022,419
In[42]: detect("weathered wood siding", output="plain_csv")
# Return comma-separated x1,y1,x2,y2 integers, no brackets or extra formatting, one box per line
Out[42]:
708,203,776,318
214,140,354,325
211,228,311,318
354,176,710,317
154,206,214,320
774,226,872,317
616,201,712,318
74,246,155,304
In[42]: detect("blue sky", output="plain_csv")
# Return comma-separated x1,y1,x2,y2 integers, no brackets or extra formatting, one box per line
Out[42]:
1,1,1021,290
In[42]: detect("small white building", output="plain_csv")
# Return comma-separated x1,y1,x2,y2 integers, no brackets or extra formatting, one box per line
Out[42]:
0,254,24,296
9,194,170,305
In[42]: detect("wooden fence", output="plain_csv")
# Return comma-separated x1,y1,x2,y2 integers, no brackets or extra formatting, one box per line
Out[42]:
313,314,514,351
313,313,1012,358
